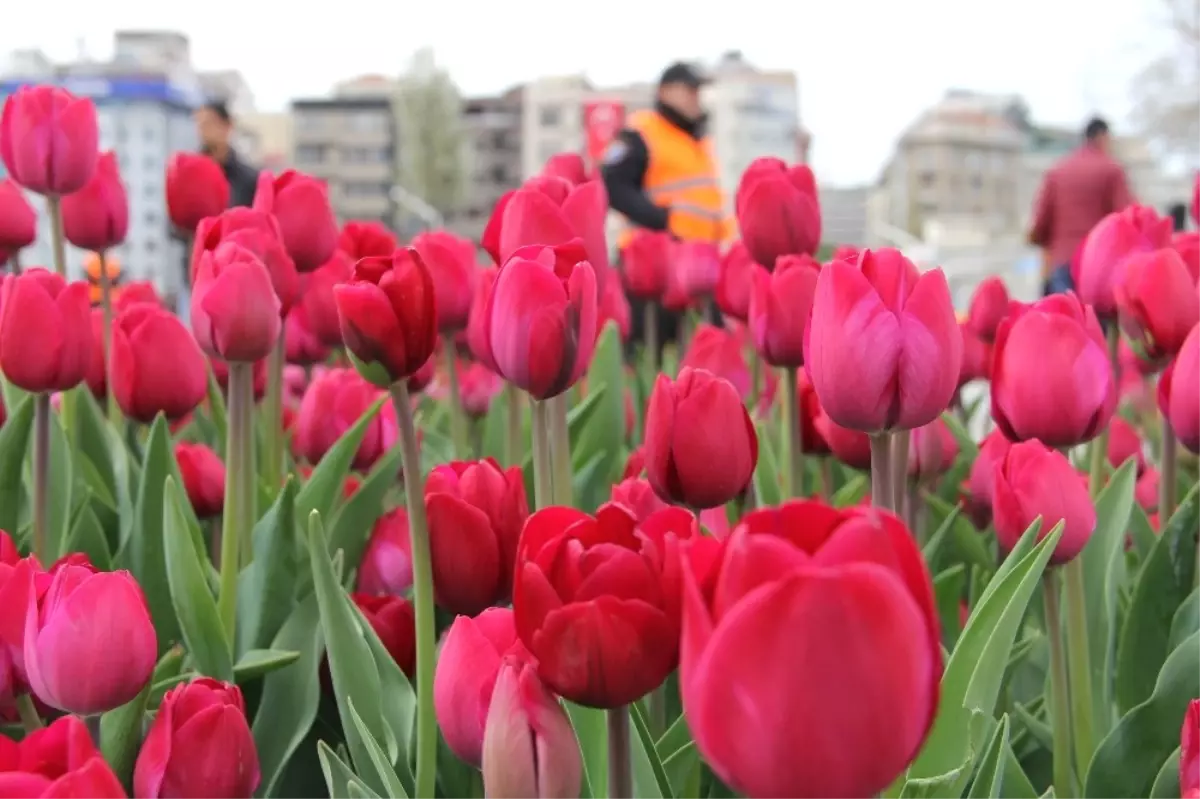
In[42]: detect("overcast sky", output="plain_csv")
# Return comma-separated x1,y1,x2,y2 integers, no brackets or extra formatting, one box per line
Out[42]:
2,0,1173,185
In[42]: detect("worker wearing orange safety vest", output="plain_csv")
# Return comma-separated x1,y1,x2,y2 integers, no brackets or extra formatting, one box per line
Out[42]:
602,62,734,355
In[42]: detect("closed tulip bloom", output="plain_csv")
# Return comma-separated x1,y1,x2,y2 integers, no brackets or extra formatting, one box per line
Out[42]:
599,277,632,342
1182,699,1199,799
610,477,672,521
908,418,959,481
1114,248,1200,364
749,254,821,367
338,220,398,260
334,248,438,386
83,308,106,400
815,406,872,470
1135,467,1159,512
963,431,1013,528
959,326,992,387
411,229,477,332
734,157,821,268
1078,205,1174,317
514,503,699,707
435,608,530,768
174,442,225,520
794,369,831,455
353,594,416,679
482,657,583,799
681,324,752,399
407,353,437,394
284,302,331,366
675,240,721,298
1158,324,1200,454
715,241,755,321
0,269,92,394
425,459,529,615
806,248,962,433
357,508,413,597
0,715,126,798
0,179,36,251
60,151,128,252
1172,232,1200,284
486,242,598,400
113,280,161,314
1107,415,1146,474
193,206,299,315
993,441,1095,564
254,169,338,271
645,368,757,509
991,294,1116,447
111,304,207,422
133,678,260,799
621,229,671,300
542,152,588,185
293,367,398,470
466,268,500,372
165,152,230,233
680,501,941,798
459,360,504,416
191,242,282,363
0,86,98,195
965,276,1009,342
301,249,354,348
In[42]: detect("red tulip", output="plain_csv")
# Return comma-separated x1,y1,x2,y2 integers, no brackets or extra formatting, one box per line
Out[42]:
1114,248,1200,364
357,508,413,597
434,608,530,768
964,276,1009,342
806,248,962,433
284,301,331,366
993,440,1095,564
1158,324,1200,454
84,308,106,400
466,268,499,373
300,249,354,348
715,241,755,321
991,293,1116,447
293,368,397,471
0,86,98,195
254,170,338,271
175,443,225,520
680,500,940,797
425,459,528,615
406,353,436,394
0,715,126,797
644,367,757,509
165,153,229,233
660,244,694,312
485,242,597,400
1171,232,1200,284
959,325,992,386
907,418,959,481
0,270,92,394
192,206,299,315
1107,415,1146,474
815,405,872,470
963,430,1013,528
60,151,128,252
514,503,700,707
113,280,161,315
734,157,821,268
111,304,207,422
680,324,751,399
1077,205,1174,317
1135,467,1159,512
334,248,437,386
610,477,673,522
541,152,588,185
133,678,259,799
599,277,631,343
481,656,582,799
458,361,503,416
675,240,721,298
0,179,36,252
831,245,861,264
352,594,415,679
1181,699,1199,799
411,230,477,332
748,254,821,367
793,369,831,455
209,355,268,402
338,221,398,261
191,243,281,363
621,230,671,300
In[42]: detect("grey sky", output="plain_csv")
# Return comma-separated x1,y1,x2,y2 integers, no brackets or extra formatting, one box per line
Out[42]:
4,0,1170,185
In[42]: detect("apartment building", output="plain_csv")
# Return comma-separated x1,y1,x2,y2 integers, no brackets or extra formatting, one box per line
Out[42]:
239,111,293,171
446,88,524,243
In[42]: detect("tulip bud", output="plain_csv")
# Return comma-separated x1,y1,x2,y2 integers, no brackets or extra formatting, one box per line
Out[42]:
293,368,398,470
0,179,37,252
357,508,414,597
459,361,504,417
175,442,226,520
0,269,92,394
112,304,207,422
1158,324,1200,454
334,249,438,386
301,249,354,348
0,86,98,195
748,254,821,367
675,240,721,298
542,152,588,186
486,242,598,400
1135,467,1159,512
735,157,821,267
353,594,416,679
133,678,260,799
411,230,478,332
991,294,1116,447
0,715,126,797
806,248,962,433
1182,699,1199,799
1114,248,1200,364
621,230,671,300
165,153,230,233
610,477,672,521
680,324,752,399
715,241,755,321
435,608,529,767
192,206,300,316
1173,232,1200,283
339,220,398,260
466,268,500,372
254,170,338,271
1078,205,1174,317
993,441,1095,565
191,243,282,363
599,278,631,343
644,368,757,509
815,405,872,470
113,280,162,314
83,308,107,400
908,418,959,482
958,325,992,387
60,151,129,253
1107,416,1146,474
963,430,1013,528
964,276,1010,343
284,302,331,366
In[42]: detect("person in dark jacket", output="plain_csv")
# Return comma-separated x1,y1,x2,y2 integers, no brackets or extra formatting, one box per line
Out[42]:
195,101,259,208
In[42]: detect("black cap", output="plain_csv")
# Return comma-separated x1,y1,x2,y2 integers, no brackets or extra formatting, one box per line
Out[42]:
658,62,708,89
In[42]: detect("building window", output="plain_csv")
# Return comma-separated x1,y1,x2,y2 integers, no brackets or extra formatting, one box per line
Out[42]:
295,145,327,163
918,172,935,188
539,107,561,128
348,113,385,134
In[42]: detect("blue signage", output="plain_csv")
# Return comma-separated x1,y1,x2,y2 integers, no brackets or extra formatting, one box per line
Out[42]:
0,76,203,108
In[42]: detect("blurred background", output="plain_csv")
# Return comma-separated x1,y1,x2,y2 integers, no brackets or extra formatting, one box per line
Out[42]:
1,0,1196,308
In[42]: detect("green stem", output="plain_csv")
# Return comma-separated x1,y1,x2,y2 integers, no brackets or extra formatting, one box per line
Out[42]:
97,250,121,427
607,705,633,799
216,362,252,651
16,694,42,733
869,433,892,512
891,428,911,514
749,349,761,412
531,398,554,510
444,339,468,458
782,366,804,498
1043,571,1076,798
643,301,659,377
46,196,67,278
388,380,437,799
549,394,574,506
262,334,286,490
1063,558,1095,773
1160,421,1177,520
504,384,524,468
1088,325,1121,497
32,393,50,564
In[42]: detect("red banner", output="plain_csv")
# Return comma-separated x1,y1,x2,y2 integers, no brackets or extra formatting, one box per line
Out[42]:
583,99,626,174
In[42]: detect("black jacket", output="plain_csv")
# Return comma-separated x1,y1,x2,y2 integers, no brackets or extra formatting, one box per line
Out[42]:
216,149,260,208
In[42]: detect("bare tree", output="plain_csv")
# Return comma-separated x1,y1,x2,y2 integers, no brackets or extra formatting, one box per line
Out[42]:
394,49,466,231
1130,0,1200,166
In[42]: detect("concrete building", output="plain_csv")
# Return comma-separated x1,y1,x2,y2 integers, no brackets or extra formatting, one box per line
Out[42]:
0,31,206,302
818,185,871,247
446,87,524,243
240,111,293,171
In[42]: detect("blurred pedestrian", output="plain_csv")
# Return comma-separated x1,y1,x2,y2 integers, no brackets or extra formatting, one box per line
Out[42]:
194,100,258,208
1028,116,1133,296
602,62,734,359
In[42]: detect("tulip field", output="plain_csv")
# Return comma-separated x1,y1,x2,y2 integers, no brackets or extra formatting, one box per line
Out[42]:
1,84,1199,799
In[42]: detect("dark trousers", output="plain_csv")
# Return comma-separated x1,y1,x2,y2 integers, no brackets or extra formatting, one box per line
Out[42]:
1042,264,1075,297
625,293,723,362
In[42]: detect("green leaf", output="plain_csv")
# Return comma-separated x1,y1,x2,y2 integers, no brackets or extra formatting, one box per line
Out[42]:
630,702,670,799
318,740,378,799
571,323,625,486
74,389,116,499
830,473,867,508
904,520,1063,793
940,410,980,461
1148,748,1181,798
233,649,300,682
347,697,410,799
38,402,75,561
922,500,962,565
1001,744,1040,798
967,715,1009,798
237,478,299,656
0,395,33,536
99,678,151,788
252,593,324,797
1114,483,1199,714
350,597,417,793
1168,588,1199,652
567,702,607,799
162,478,233,681
106,423,138,555
752,418,782,507
295,397,385,524
1084,631,1199,797
656,710,693,761
1127,502,1158,564
925,492,993,573
933,564,967,650
66,503,112,571
327,443,403,583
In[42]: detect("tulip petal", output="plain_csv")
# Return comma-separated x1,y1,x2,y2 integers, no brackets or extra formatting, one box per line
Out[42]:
481,662,538,797
434,616,508,767
0,276,64,392
670,376,756,508
489,258,570,398
498,190,575,264
131,690,174,799
426,494,502,616
896,270,962,430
